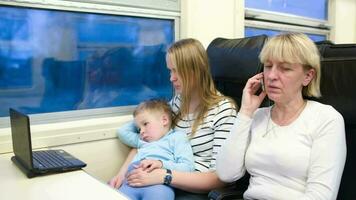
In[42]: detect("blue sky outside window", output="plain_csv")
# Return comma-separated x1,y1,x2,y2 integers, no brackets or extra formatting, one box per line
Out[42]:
245,0,328,20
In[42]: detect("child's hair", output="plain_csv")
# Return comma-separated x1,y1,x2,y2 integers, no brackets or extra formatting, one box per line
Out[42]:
133,99,173,128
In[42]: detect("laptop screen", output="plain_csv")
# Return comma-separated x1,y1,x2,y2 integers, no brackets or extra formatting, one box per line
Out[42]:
9,108,33,169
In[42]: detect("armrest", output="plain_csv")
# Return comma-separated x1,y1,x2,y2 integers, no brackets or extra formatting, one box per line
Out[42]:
208,184,244,200
208,173,250,200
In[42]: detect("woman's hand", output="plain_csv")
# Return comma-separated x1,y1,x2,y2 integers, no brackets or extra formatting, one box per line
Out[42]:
239,73,267,117
126,168,166,187
137,159,163,172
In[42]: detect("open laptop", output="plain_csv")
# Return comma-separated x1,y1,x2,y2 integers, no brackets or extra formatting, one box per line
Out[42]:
9,108,87,178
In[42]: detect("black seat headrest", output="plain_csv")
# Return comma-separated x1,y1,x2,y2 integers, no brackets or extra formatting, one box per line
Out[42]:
207,35,268,105
315,42,356,126
207,35,267,82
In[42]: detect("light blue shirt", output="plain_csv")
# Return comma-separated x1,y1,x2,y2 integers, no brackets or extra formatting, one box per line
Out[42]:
117,122,195,172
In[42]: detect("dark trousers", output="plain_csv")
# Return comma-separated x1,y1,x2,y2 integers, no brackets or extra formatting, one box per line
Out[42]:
174,188,208,200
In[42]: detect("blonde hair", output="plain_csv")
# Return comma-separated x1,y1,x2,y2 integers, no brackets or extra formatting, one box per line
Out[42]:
167,38,236,135
133,99,173,128
259,32,321,97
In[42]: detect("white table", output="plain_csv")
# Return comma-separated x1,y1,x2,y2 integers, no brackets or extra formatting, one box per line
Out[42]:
0,153,129,200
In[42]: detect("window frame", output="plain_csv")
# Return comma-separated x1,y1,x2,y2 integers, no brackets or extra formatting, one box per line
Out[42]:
245,20,330,38
0,0,180,128
244,1,331,39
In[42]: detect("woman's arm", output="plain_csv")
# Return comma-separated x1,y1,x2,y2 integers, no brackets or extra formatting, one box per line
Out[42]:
299,111,346,200
126,168,225,193
216,73,265,182
109,148,137,188
171,170,225,193
216,113,252,182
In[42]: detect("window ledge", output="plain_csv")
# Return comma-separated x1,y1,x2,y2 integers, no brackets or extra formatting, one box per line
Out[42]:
0,115,132,154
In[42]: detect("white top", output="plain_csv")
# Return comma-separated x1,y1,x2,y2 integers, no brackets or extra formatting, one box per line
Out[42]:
170,95,237,172
217,100,347,200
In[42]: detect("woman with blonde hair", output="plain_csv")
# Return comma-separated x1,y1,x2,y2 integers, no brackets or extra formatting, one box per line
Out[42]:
217,32,346,200
110,38,237,199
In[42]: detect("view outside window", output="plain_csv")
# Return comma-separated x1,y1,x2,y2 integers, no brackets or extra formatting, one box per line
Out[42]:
0,6,174,117
245,0,328,20
244,0,328,42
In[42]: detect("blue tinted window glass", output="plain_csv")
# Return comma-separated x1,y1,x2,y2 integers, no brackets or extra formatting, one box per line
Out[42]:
245,27,326,42
0,6,174,117
245,0,328,20
0,56,32,89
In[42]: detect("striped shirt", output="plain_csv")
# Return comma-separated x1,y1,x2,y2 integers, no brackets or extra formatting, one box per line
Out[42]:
170,95,237,172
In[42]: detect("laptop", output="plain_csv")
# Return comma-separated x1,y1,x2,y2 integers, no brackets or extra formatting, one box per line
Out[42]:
9,108,87,178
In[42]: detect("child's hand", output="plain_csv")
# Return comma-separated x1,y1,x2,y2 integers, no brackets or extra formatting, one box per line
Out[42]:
137,159,163,172
108,173,125,188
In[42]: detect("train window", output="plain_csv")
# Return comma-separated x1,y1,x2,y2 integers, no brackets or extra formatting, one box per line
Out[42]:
245,0,328,20
245,26,327,42
244,0,329,40
0,3,176,125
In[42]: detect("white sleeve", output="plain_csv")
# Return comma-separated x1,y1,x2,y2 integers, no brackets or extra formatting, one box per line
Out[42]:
299,111,346,200
216,112,252,183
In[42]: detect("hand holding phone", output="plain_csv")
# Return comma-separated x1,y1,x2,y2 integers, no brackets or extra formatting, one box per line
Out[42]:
240,73,267,117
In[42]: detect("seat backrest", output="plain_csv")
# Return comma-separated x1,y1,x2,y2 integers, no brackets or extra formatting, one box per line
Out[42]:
207,35,267,192
315,41,356,200
207,35,267,106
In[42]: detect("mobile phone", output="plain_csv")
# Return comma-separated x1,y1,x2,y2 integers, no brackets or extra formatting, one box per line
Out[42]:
260,78,265,91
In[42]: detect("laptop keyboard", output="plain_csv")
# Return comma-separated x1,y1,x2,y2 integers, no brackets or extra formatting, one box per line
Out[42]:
33,151,73,169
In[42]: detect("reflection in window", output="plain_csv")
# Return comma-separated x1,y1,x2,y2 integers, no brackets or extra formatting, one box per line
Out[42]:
245,27,326,42
0,6,174,117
